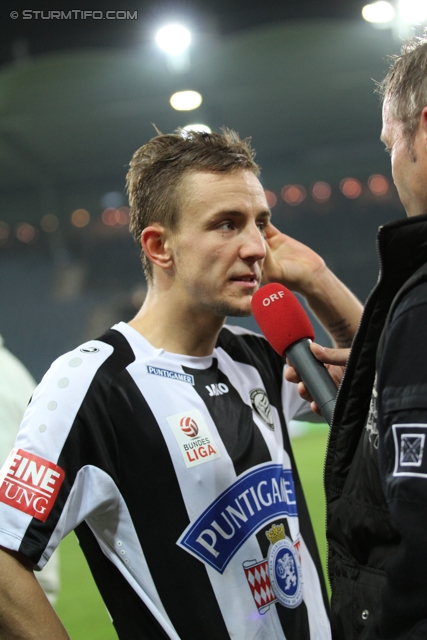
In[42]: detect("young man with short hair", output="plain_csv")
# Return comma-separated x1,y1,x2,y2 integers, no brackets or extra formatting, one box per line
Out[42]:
0,129,362,639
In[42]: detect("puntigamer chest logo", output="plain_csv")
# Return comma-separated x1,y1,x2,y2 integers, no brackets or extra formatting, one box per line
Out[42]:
177,463,298,574
0,449,65,522
167,409,221,468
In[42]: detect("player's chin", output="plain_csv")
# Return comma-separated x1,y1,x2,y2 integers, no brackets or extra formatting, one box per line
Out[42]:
227,298,253,317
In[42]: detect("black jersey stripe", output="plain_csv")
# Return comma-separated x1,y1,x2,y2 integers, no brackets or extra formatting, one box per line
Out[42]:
218,328,330,616
107,369,230,640
75,522,171,640
182,359,272,476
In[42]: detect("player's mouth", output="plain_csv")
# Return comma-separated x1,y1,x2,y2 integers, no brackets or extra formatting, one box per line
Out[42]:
229,274,259,288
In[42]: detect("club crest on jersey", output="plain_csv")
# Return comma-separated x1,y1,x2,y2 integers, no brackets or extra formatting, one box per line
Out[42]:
167,409,221,468
243,524,303,613
393,424,427,477
250,388,274,430
0,449,65,522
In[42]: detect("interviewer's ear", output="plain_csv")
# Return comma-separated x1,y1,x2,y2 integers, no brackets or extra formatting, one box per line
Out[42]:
140,224,174,271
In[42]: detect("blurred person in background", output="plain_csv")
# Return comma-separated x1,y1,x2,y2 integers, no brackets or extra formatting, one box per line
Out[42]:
286,33,427,640
0,129,362,639
0,334,60,607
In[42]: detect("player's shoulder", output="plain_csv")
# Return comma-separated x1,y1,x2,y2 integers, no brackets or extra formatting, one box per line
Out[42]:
217,323,282,367
219,323,264,341
38,323,135,392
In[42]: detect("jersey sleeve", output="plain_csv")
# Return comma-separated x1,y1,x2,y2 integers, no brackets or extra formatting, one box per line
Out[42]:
373,282,427,638
0,338,118,568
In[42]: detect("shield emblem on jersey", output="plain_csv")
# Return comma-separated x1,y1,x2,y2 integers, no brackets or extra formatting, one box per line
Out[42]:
250,388,274,430
267,537,303,609
244,523,303,612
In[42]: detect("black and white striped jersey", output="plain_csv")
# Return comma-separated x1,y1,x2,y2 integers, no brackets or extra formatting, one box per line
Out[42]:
0,322,330,640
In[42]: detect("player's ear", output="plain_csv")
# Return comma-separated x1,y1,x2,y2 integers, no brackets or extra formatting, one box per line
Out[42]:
140,224,174,271
420,106,427,145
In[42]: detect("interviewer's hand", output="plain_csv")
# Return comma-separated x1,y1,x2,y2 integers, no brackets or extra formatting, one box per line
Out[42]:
262,223,326,295
285,342,350,416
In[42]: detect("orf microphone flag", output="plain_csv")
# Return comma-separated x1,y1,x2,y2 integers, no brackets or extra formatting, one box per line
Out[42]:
251,283,337,425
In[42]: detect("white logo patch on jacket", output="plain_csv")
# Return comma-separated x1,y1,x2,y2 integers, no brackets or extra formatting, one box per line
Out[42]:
393,424,427,477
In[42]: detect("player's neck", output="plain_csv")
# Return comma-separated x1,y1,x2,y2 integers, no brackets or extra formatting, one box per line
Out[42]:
128,287,224,357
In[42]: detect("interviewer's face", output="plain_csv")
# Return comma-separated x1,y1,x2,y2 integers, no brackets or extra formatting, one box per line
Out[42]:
168,170,270,319
381,100,427,217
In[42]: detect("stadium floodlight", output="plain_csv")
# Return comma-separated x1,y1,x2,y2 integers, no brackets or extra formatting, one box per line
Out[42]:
398,0,427,23
182,124,211,134
155,24,192,55
362,1,395,23
170,91,202,111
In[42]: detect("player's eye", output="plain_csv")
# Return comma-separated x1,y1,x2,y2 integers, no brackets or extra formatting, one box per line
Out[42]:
218,221,234,231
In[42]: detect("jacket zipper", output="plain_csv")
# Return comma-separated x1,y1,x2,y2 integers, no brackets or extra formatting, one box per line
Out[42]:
323,228,385,594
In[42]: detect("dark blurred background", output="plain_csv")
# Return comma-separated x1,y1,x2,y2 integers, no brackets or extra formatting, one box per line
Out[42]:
0,0,416,380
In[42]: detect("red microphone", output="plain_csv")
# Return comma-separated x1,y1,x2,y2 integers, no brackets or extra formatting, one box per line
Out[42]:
252,283,337,425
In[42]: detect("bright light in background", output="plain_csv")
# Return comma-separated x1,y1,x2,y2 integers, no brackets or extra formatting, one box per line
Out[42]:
264,190,277,208
16,223,37,243
398,0,427,22
102,207,130,227
182,124,211,134
155,24,191,54
362,1,395,23
340,178,362,199
101,191,124,209
71,209,90,228
311,181,331,203
368,174,389,195
281,185,307,206
170,90,202,111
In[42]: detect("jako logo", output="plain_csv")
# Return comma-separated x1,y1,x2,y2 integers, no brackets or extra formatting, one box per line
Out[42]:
0,449,65,522
206,383,229,397
262,291,285,306
180,416,199,438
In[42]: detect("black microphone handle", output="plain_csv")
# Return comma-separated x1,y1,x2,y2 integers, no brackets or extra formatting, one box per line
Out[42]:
285,338,338,426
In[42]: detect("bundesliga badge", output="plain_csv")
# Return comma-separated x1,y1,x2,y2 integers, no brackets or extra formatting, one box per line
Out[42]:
244,523,303,613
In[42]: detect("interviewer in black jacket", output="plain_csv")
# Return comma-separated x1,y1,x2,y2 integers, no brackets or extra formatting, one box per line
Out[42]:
286,33,427,640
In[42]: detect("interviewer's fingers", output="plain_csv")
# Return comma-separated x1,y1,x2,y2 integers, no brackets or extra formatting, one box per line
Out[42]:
297,381,313,403
284,363,301,384
309,343,350,367
310,400,322,417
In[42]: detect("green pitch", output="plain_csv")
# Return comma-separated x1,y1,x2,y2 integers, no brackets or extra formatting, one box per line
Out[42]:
55,424,330,638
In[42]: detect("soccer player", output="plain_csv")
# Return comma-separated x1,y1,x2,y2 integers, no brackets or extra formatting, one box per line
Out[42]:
0,129,362,639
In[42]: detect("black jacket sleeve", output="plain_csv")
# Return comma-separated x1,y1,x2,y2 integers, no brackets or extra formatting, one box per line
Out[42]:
372,281,427,639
